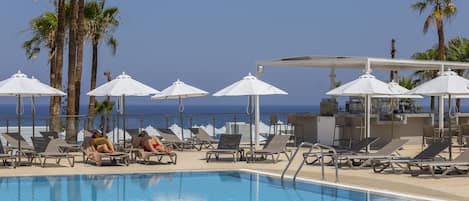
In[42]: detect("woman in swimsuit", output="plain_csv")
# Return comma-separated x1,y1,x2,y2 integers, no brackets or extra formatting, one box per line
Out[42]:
139,131,173,153
92,130,115,153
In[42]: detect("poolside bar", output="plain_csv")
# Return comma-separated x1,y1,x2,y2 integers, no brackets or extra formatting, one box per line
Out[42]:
256,56,469,147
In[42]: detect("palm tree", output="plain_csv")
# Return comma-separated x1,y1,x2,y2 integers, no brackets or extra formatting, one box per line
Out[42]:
75,0,85,116
65,0,78,143
412,0,456,113
446,37,469,111
52,0,66,133
94,99,115,132
23,12,57,61
85,0,119,130
411,0,457,60
413,37,469,111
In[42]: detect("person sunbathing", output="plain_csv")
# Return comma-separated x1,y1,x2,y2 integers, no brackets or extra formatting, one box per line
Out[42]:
139,131,173,153
92,130,115,153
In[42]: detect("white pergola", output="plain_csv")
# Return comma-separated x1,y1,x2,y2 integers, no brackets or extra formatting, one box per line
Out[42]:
253,56,469,146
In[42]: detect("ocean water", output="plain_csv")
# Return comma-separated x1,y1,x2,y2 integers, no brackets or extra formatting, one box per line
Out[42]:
0,104,317,141
0,104,318,127
0,171,416,201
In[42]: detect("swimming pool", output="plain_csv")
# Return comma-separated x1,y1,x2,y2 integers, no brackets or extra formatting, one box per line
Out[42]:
0,171,428,201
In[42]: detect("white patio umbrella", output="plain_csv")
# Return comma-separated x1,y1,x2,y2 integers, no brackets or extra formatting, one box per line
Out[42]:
0,71,66,162
327,72,394,150
151,79,208,145
213,73,287,161
408,70,469,159
87,72,160,148
371,80,423,139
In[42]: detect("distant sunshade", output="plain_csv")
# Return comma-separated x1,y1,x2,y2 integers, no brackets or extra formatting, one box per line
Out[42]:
327,72,393,96
87,72,160,96
213,73,287,96
371,81,423,99
151,79,208,100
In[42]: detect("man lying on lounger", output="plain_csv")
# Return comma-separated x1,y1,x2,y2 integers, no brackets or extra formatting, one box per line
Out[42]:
92,130,115,153
139,131,173,153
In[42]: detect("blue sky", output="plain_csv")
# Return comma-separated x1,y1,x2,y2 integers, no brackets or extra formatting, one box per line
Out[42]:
1,0,469,106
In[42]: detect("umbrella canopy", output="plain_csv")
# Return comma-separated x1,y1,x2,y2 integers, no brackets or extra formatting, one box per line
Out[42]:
87,72,159,96
213,73,287,161
0,71,66,164
327,72,395,151
371,81,423,99
408,70,469,96
87,72,159,148
0,71,66,96
408,70,469,159
151,79,208,148
327,72,393,96
151,79,208,100
213,73,287,96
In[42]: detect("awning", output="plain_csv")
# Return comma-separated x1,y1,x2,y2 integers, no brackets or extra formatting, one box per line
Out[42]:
256,56,469,71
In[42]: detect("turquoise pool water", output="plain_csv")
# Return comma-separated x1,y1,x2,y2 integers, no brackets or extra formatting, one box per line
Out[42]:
0,171,420,201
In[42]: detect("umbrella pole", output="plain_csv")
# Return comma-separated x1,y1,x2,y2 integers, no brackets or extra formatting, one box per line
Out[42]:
448,95,452,160
17,95,21,164
366,95,371,152
32,96,35,138
123,95,126,149
179,97,184,151
391,99,394,139
249,95,253,162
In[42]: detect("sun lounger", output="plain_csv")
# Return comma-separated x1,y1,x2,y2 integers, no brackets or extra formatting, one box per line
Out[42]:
31,137,74,168
2,133,36,164
303,137,379,165
245,135,291,163
40,131,59,139
156,128,194,150
189,128,219,150
410,148,469,177
336,139,409,168
129,136,177,164
372,140,450,173
206,134,242,163
54,138,81,153
39,131,80,153
81,137,129,166
0,139,16,168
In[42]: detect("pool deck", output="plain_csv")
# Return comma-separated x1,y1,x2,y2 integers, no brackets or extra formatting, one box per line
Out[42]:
0,145,467,201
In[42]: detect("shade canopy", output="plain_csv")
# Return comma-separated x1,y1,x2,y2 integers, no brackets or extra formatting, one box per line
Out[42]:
408,70,469,96
257,56,469,71
213,73,287,96
327,72,393,96
0,71,66,96
87,72,160,96
151,79,208,100
371,81,423,99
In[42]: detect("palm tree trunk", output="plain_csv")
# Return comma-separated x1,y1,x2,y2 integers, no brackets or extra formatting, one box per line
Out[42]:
87,41,99,130
49,47,56,130
437,19,446,61
66,0,78,144
51,0,65,133
74,0,85,117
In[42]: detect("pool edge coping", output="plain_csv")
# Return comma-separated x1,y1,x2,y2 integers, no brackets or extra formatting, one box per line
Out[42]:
0,168,445,201
239,169,443,201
